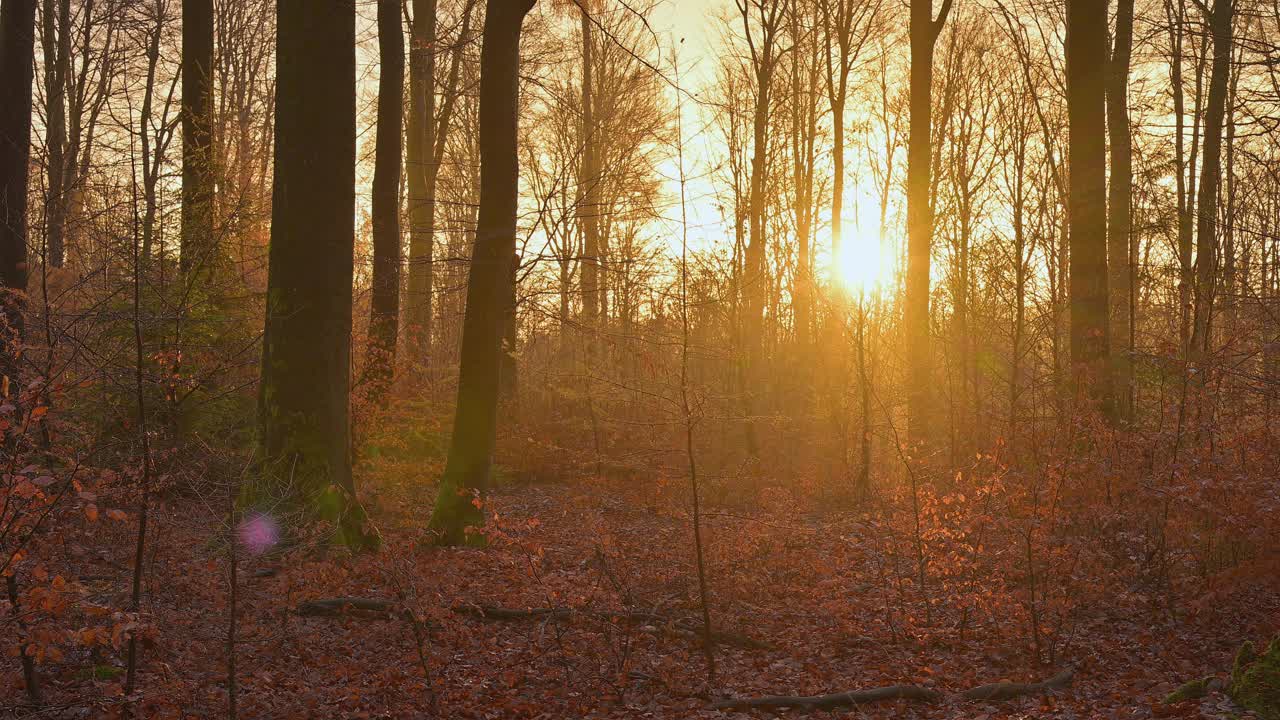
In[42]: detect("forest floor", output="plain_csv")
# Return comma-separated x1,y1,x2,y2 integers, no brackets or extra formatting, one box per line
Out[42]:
5,470,1278,719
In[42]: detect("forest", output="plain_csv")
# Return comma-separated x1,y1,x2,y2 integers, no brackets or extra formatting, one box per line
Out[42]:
1,0,1279,716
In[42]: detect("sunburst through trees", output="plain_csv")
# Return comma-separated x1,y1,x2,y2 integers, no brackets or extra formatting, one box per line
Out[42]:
2,0,1280,715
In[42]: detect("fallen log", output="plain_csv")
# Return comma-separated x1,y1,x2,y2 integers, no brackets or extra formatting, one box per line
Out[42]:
452,604,773,650
961,667,1074,701
295,597,396,618
712,685,943,711
451,605,577,621
711,667,1073,712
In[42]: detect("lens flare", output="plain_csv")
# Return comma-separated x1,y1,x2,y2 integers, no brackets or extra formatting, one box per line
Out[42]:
237,513,280,555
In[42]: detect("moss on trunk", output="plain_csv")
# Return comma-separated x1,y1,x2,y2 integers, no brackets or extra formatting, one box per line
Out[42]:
1229,637,1280,720
1165,676,1214,704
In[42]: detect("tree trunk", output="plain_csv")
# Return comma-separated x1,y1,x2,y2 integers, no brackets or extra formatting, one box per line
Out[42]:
1066,0,1111,412
428,0,535,545
831,96,845,274
855,298,871,494
1167,0,1192,352
579,6,601,343
905,0,951,443
744,51,770,387
789,16,817,350
1010,170,1026,444
181,0,214,277
405,0,474,368
1190,0,1234,359
259,0,370,548
1168,0,1206,355
41,0,70,268
1107,0,1134,421
366,0,405,398
500,251,519,403
406,0,437,359
740,2,784,460
1,0,36,391
1221,32,1240,345
137,14,162,267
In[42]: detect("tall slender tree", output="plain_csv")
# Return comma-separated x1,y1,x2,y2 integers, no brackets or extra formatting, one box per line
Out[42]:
181,0,214,277
904,0,953,441
736,0,786,458
406,0,477,364
259,0,370,546
820,0,878,280
1165,0,1206,354
1066,0,1111,410
578,0,603,342
406,0,438,357
429,0,536,545
787,1,819,349
1190,0,1234,358
365,0,405,397
1,0,37,391
1107,0,1134,420
41,0,70,268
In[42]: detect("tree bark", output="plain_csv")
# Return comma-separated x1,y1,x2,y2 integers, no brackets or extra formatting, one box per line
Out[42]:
789,4,818,349
41,0,70,268
739,0,785,459
428,0,535,545
1,0,36,395
1066,0,1111,412
1190,0,1234,359
579,4,602,344
1107,0,1134,421
259,0,370,547
500,250,519,403
905,0,952,442
366,0,405,398
406,0,438,359
181,0,215,277
406,0,476,366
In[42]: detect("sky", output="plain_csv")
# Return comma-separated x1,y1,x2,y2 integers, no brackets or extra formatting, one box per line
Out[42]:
649,0,721,72
629,0,895,290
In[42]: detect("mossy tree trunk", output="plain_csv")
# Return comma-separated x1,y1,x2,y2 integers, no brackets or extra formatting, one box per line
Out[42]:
1231,637,1280,719
259,0,371,548
428,0,536,546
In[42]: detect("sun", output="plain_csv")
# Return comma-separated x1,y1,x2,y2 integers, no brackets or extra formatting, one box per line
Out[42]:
833,218,888,295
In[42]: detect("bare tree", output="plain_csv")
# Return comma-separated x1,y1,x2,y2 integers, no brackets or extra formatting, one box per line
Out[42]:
406,0,478,363
736,0,787,457
904,0,953,441
366,0,406,397
1190,0,1235,359
1107,0,1134,420
180,0,213,277
1066,0,1110,411
819,0,878,278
